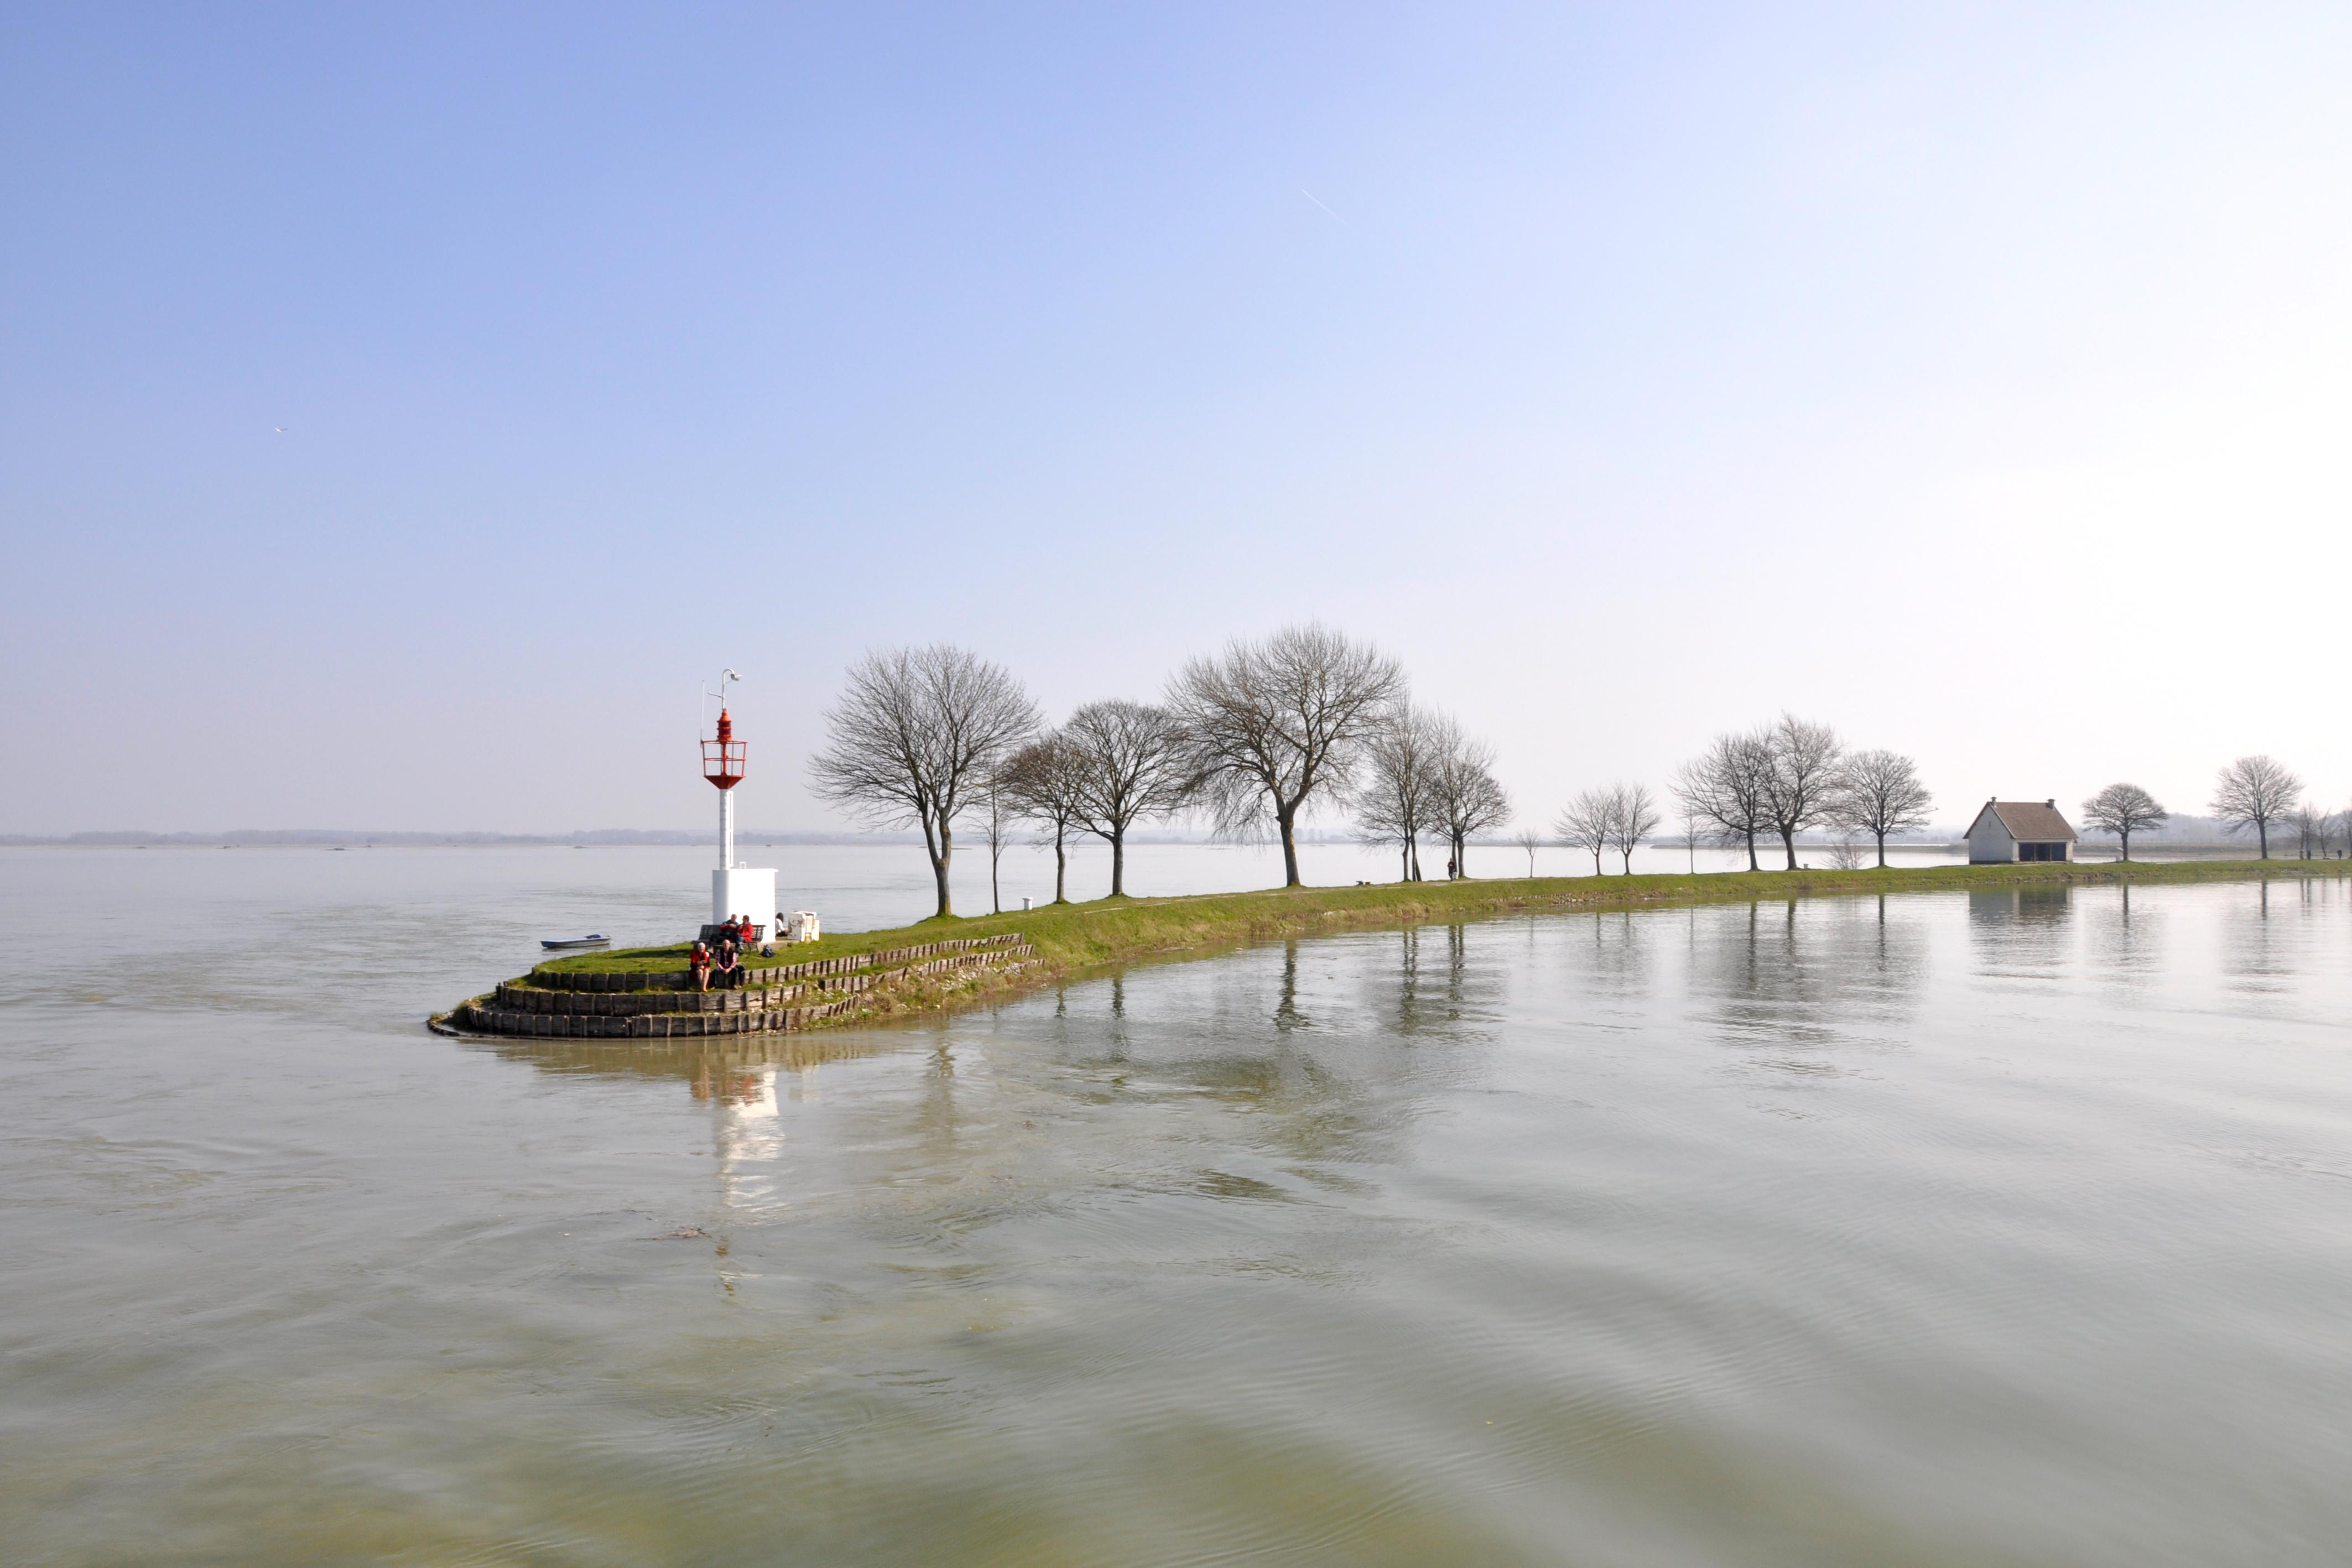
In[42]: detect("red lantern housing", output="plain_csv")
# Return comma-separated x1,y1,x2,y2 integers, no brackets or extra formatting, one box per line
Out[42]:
701,710,745,790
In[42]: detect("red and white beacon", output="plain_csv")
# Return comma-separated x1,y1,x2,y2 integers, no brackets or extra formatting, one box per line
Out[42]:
701,669,776,940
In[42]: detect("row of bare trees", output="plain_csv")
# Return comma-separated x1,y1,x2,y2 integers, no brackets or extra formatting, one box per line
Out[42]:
810,642,2337,916
1553,783,1661,875
1671,715,1933,869
811,625,1429,917
1352,705,1512,881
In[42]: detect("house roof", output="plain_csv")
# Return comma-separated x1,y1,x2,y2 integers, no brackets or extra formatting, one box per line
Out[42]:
1971,800,2078,842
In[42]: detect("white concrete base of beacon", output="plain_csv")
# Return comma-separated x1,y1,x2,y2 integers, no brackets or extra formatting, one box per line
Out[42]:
712,867,778,940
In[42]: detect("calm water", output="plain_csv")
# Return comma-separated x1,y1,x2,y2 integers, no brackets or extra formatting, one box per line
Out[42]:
4,847,2350,1566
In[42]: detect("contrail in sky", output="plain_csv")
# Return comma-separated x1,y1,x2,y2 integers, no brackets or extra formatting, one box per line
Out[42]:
1300,189,1349,227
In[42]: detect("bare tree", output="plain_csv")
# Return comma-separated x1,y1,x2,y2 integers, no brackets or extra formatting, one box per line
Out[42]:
1554,789,1614,877
2284,800,2329,860
1673,729,1775,871
1607,782,1661,874
1167,624,1406,887
2079,782,2168,862
976,768,1017,914
2210,755,2301,859
1677,799,1703,874
1000,732,1090,904
1423,713,1511,878
1063,699,1190,897
1354,704,1439,882
1760,713,1844,871
1833,749,1934,868
1513,825,1544,877
808,645,1039,919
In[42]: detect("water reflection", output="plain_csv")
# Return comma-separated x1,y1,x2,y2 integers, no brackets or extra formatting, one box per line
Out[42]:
1689,897,1926,1054
1579,908,1651,1007
1392,924,1475,1034
1968,885,2075,977
2223,878,2293,996
482,1030,893,1094
13,866,2352,1566
1274,940,1310,1033
2085,883,2164,994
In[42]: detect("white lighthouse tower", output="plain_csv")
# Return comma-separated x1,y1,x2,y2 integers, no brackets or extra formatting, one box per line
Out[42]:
701,673,777,940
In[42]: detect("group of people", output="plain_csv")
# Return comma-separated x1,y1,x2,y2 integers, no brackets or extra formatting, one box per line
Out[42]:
686,912,764,992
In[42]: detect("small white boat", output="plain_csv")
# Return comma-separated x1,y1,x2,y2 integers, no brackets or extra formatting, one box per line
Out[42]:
540,934,611,951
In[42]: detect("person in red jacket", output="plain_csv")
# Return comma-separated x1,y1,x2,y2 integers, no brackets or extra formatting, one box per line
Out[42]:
688,941,712,992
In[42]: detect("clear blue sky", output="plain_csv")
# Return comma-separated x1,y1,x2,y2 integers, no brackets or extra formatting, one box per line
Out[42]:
5,3,2348,835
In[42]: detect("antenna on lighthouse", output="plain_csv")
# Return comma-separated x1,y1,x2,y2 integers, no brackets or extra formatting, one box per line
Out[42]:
699,668,742,733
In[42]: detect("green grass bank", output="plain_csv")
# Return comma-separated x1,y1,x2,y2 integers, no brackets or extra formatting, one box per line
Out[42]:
521,857,2350,1029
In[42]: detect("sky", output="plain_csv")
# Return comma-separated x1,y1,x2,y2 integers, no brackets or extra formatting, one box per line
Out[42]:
4,2,2349,837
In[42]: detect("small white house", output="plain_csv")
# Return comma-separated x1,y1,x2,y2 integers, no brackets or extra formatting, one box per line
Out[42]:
1965,799,2078,863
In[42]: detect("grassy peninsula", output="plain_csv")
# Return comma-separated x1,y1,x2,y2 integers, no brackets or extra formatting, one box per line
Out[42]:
526,857,2349,1029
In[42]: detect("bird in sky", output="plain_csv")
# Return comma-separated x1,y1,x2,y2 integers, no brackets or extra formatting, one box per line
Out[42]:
273,426,287,433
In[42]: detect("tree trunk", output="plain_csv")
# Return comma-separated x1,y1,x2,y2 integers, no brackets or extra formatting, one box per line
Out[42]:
1400,845,1409,882
1053,824,1068,903
1590,848,1601,876
1621,850,1633,874
930,817,955,918
1454,831,1468,878
1875,829,1887,868
2120,830,2131,862
990,843,1001,914
2259,821,2270,858
1409,836,1422,882
1744,832,1758,872
1110,829,1126,896
1278,808,1302,887
1780,829,1797,871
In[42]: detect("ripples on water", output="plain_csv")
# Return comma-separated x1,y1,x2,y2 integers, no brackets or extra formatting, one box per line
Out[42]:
4,848,2351,1566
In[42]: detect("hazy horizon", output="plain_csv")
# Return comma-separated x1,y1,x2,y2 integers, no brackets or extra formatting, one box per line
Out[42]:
7,4,2349,837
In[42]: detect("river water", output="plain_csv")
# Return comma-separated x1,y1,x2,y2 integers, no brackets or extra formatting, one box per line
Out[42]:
5,845,2350,1566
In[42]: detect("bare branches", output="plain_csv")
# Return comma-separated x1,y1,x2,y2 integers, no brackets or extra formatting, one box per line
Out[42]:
1423,713,1510,878
1759,714,1844,870
1063,699,1190,897
807,644,1039,918
999,733,1090,904
975,769,1016,915
1354,703,1440,882
1833,749,1933,867
1167,623,1406,887
2282,799,2332,860
1554,789,1614,877
1512,825,1545,878
2080,783,2167,862
1673,729,1773,871
2210,755,2301,859
1607,782,1661,874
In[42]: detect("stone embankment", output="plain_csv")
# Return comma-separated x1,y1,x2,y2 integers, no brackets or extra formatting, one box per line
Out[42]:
452,933,1033,1040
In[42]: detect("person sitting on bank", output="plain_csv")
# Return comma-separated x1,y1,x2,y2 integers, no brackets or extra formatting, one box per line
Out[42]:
689,941,712,992
735,913,757,946
712,936,743,988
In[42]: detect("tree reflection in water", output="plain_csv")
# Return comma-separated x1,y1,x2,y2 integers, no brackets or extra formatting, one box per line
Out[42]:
2086,883,2165,999
1688,895,1928,1060
1967,885,2075,980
